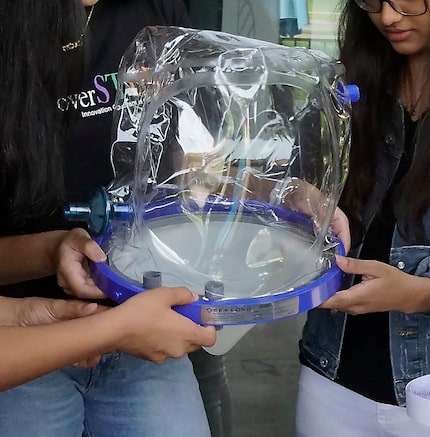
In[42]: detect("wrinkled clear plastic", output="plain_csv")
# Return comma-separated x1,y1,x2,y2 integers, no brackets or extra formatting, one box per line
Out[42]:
107,26,351,301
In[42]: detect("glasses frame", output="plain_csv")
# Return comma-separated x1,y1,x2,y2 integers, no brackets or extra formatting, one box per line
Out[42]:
355,0,429,16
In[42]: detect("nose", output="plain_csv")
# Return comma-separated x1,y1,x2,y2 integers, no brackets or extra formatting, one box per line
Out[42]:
380,1,403,25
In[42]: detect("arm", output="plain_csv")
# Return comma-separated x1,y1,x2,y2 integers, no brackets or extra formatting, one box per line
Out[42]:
0,228,107,298
0,228,105,284
0,295,100,326
0,286,216,391
320,256,430,314
0,231,67,285
221,171,351,251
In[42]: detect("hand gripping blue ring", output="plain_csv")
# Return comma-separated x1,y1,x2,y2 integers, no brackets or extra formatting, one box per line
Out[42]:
90,198,344,326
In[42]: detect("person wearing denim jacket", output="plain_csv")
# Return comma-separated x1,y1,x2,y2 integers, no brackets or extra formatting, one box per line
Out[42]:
296,1,430,436
299,98,402,379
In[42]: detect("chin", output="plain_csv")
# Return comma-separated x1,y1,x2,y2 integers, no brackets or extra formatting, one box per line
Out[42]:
390,41,421,56
82,0,99,6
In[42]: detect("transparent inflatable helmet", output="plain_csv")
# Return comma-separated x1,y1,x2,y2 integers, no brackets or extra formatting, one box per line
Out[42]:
95,27,355,354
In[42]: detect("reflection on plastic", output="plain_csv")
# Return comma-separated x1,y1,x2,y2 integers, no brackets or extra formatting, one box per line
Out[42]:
107,203,325,299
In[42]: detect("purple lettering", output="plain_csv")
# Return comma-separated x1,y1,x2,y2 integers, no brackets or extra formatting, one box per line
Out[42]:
94,75,110,104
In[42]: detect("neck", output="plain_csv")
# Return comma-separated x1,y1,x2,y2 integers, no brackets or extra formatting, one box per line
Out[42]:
400,55,430,120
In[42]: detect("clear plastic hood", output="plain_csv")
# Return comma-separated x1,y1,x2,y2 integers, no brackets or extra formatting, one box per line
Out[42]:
97,26,355,311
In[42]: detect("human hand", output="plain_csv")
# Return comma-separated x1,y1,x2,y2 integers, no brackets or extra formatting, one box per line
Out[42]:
13,297,106,368
331,207,350,254
111,287,216,363
11,297,100,327
72,356,102,368
55,228,107,299
320,256,430,314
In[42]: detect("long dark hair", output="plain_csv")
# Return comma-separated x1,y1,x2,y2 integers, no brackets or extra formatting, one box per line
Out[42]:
338,0,430,244
0,0,86,230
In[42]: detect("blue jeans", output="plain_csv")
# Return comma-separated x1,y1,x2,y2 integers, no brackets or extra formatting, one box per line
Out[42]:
0,352,210,437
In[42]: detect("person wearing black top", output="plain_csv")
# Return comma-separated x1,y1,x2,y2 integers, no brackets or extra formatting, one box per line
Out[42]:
0,1,217,436
67,2,233,436
297,0,430,436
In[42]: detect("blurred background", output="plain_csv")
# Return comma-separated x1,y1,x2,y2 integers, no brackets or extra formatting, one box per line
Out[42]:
223,316,307,437
185,0,340,57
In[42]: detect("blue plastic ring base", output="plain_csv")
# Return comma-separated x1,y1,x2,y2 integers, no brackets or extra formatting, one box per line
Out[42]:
90,199,345,326
91,250,343,326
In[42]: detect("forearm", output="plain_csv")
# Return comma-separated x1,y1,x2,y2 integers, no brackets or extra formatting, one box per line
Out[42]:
409,275,430,313
0,231,67,285
0,310,124,391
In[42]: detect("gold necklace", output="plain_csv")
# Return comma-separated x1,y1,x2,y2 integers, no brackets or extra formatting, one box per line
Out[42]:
62,5,95,52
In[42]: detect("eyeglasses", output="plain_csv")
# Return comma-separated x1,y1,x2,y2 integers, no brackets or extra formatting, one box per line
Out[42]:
354,0,428,16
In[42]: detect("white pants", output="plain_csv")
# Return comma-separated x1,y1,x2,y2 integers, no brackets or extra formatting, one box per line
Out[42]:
296,366,430,437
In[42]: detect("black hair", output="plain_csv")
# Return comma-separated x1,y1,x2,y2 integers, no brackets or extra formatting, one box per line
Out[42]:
338,0,430,244
0,0,86,231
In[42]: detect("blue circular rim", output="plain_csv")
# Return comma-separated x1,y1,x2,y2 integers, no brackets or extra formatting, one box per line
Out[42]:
91,198,344,325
